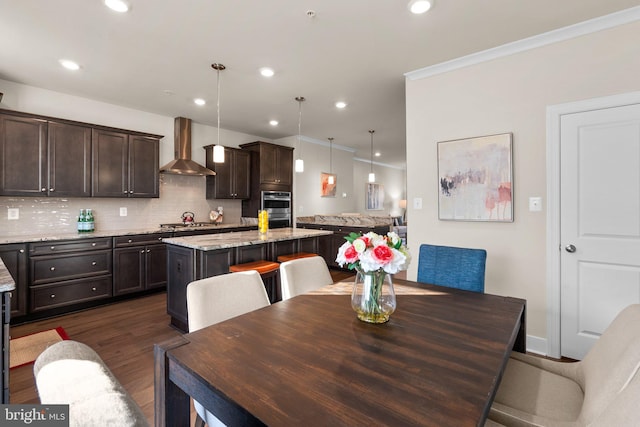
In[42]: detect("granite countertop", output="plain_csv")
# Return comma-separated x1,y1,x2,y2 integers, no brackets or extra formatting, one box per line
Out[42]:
0,223,254,245
163,227,333,251
0,258,16,292
297,214,393,228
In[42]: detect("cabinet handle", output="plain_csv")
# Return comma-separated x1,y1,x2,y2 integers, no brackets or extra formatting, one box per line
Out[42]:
50,246,55,250
50,267,55,271
50,294,56,299
146,249,151,253
19,249,24,254
92,242,97,247
92,261,97,266
129,190,133,194
123,191,128,194
41,188,46,192
128,239,133,243
141,250,145,253
92,287,97,291
50,188,54,192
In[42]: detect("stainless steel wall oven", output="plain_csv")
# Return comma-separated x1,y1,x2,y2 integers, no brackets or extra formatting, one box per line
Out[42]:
261,191,291,228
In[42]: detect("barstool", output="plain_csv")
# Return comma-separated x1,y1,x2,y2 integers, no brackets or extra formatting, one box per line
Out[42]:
276,252,318,263
229,260,280,303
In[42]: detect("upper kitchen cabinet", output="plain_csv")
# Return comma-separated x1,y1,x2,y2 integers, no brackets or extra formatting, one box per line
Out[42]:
204,145,250,199
239,141,293,191
0,113,91,197
0,109,162,198
92,130,160,198
0,113,47,196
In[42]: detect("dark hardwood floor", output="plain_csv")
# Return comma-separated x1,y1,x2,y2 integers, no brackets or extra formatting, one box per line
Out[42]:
9,270,357,425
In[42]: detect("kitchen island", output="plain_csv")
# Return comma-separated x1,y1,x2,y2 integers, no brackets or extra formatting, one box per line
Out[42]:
163,227,332,332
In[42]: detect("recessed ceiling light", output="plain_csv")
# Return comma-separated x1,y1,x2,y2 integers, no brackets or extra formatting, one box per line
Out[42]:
408,0,433,14
335,101,347,109
375,152,381,157
269,120,279,126
105,0,130,12
59,59,80,71
194,98,206,106
260,67,275,77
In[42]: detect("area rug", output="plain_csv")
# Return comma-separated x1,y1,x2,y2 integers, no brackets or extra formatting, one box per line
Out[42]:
10,327,69,369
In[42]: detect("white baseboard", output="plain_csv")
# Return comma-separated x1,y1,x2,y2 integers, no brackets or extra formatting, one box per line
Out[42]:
526,335,548,356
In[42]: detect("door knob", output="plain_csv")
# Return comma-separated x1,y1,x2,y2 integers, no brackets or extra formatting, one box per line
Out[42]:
565,244,576,253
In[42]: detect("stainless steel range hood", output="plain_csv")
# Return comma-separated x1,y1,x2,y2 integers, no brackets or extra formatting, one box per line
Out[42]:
159,117,215,176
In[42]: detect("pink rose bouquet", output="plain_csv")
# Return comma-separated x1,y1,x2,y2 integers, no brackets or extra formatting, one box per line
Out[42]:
336,231,410,274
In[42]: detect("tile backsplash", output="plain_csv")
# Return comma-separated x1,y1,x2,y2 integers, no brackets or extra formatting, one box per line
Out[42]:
0,174,243,236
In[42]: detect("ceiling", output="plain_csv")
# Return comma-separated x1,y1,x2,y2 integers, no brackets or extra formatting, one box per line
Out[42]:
1,1,638,168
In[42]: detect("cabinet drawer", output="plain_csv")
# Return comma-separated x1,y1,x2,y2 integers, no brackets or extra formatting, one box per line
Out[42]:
114,233,170,247
30,276,112,312
31,250,112,285
29,238,112,255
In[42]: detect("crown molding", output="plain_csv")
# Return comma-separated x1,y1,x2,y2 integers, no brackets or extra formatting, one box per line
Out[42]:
405,6,640,81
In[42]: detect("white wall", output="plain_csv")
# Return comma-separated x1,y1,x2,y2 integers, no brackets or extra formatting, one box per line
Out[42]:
405,20,640,346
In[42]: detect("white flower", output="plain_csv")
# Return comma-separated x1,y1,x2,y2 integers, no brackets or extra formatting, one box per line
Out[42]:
387,231,401,247
352,238,367,253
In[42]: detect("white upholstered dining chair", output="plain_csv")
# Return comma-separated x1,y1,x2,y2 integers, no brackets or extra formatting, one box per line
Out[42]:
186,271,271,427
489,304,640,426
279,256,333,300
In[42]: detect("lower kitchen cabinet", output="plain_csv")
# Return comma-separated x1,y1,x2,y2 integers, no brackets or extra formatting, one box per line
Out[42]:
28,237,113,313
30,276,112,312
0,244,27,318
113,233,169,296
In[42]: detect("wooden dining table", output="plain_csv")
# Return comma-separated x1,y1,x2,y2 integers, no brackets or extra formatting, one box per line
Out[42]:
154,278,526,427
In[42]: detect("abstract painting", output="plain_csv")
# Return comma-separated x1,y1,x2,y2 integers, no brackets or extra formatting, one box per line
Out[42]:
438,133,513,222
366,183,384,210
321,173,337,197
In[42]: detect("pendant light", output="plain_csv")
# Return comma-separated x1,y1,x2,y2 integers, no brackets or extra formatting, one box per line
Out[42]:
327,137,334,185
211,63,225,163
295,96,305,173
368,130,376,183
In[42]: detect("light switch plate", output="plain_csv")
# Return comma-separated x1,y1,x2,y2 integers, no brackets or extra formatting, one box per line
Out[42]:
413,197,423,210
7,208,19,220
119,207,128,217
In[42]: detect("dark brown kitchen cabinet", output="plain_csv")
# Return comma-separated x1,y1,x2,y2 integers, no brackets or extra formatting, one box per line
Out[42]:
28,238,113,313
204,146,250,199
92,130,160,198
0,114,47,196
0,114,91,197
240,141,293,218
240,141,293,189
0,244,27,319
0,109,162,199
47,121,92,197
113,233,169,296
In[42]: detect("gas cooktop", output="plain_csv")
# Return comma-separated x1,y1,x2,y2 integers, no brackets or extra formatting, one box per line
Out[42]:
160,222,214,228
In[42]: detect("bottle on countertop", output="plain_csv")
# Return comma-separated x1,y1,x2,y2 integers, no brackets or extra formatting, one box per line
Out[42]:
86,209,95,232
78,209,86,233
258,209,269,234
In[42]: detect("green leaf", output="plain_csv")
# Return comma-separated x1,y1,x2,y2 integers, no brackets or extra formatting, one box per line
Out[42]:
344,232,362,243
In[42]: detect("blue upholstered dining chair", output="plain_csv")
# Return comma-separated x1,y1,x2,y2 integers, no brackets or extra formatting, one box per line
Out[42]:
416,244,487,293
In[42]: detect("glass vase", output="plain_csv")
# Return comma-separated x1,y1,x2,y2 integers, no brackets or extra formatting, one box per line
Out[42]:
351,269,396,323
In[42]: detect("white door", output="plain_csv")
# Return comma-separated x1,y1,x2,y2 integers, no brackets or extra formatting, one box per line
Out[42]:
560,103,640,360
